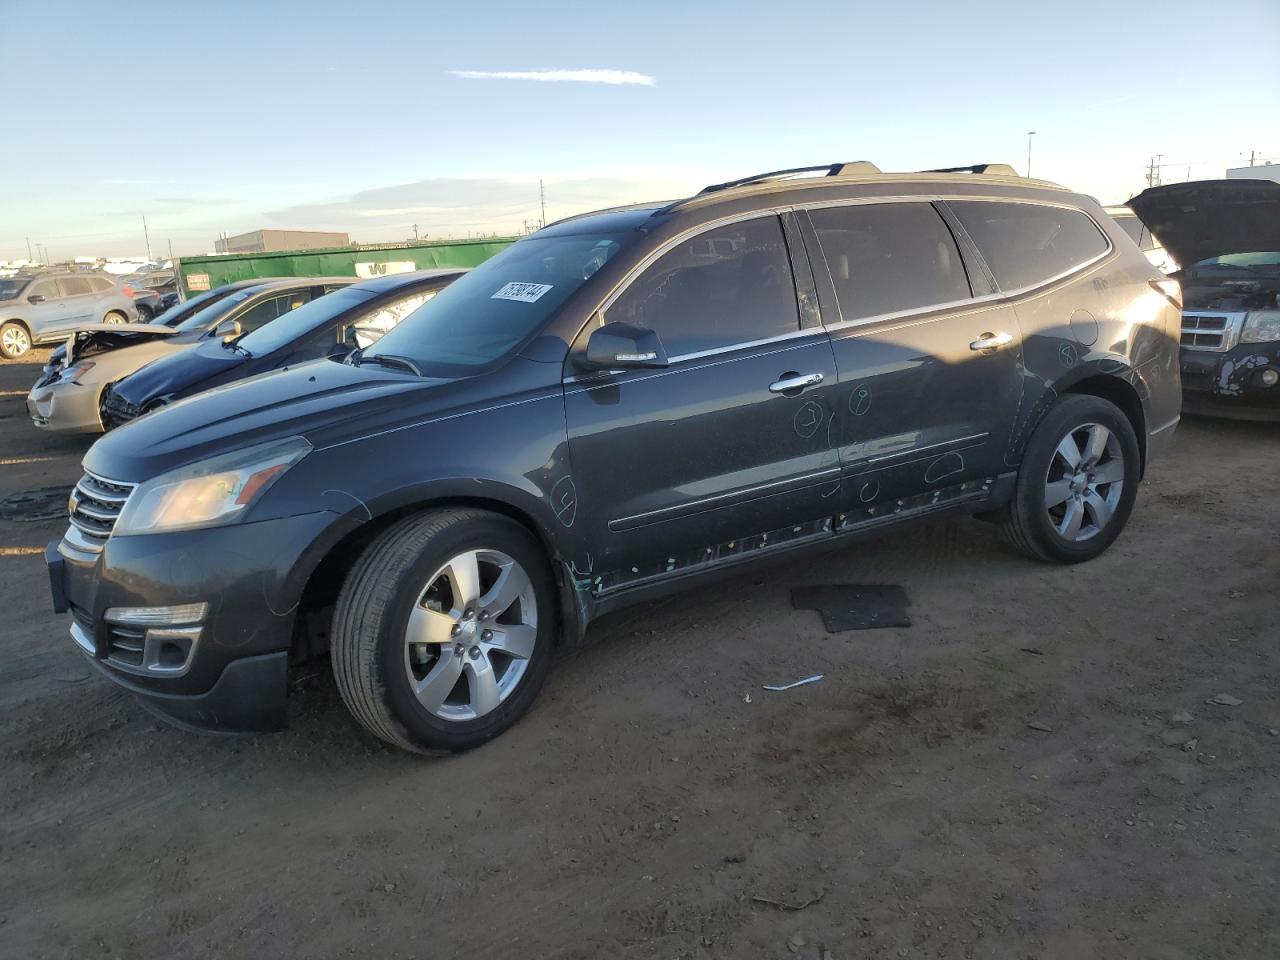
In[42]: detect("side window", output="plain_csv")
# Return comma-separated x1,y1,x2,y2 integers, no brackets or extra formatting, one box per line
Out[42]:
59,277,94,297
808,203,972,323
344,290,437,348
1112,215,1144,247
29,279,60,301
90,277,114,293
235,290,314,334
607,216,799,356
950,201,1111,291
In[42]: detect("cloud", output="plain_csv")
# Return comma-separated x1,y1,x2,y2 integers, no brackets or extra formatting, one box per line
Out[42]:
449,68,654,86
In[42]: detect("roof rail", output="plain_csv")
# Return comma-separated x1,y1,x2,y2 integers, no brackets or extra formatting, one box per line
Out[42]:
696,161,882,197
926,164,1021,177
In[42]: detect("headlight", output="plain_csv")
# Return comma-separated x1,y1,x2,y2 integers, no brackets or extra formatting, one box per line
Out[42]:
62,360,95,383
1241,310,1280,343
114,436,311,536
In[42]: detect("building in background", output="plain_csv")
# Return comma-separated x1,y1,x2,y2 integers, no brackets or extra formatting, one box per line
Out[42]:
214,229,350,254
1226,162,1280,184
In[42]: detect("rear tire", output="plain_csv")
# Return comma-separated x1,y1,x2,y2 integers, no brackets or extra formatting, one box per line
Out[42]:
0,320,30,359
1000,394,1140,563
136,304,153,322
331,508,557,754
103,310,128,325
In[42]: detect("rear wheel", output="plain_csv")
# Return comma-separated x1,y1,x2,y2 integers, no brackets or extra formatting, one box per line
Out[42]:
1000,394,1140,563
103,310,128,325
331,509,556,753
136,304,153,322
0,321,30,359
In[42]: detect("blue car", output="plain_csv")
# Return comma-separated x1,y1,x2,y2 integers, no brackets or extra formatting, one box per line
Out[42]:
101,269,464,428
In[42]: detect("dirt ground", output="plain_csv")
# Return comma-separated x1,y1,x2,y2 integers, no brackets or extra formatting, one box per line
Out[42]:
1,349,1277,960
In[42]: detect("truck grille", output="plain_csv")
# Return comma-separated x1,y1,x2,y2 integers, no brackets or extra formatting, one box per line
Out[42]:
66,471,136,554
1181,311,1246,352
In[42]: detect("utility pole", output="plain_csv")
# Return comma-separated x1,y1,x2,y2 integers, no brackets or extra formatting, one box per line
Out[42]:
412,223,419,241
1026,131,1036,177
25,236,32,260
1249,150,1257,167
539,179,546,228
142,215,153,261
168,239,174,261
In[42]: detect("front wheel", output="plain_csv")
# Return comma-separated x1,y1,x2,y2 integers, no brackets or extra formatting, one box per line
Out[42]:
1000,394,1140,563
331,508,557,753
0,321,31,359
103,310,128,325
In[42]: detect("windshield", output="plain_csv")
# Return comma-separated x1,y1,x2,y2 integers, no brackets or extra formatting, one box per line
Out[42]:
0,277,31,301
172,288,255,333
239,287,372,355
363,233,631,374
1194,252,1280,268
154,284,242,326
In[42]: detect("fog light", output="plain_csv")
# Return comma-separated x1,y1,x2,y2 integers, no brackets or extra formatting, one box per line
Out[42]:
104,602,207,626
1260,369,1279,388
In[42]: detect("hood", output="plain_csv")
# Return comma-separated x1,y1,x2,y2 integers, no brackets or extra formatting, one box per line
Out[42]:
1128,179,1280,268
112,338,243,407
58,323,182,365
85,359,459,481
73,321,178,337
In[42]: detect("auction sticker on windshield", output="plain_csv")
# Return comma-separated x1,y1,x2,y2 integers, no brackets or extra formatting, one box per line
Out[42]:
492,282,553,303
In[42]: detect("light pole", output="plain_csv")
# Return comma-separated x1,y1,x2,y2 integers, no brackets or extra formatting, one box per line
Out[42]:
1026,131,1036,177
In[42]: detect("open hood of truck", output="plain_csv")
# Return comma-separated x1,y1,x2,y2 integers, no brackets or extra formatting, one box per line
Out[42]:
1128,179,1280,269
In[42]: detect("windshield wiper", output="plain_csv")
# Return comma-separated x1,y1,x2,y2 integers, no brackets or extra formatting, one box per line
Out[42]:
348,348,421,376
221,338,253,358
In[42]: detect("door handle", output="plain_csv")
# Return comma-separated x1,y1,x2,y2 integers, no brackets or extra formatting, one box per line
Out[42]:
969,331,1014,351
769,372,824,394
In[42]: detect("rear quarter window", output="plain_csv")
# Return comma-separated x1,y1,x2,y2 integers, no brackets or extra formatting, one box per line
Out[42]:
950,201,1110,291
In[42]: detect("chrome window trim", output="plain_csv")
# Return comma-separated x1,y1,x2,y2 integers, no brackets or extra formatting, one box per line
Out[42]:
568,193,1114,356
562,327,825,383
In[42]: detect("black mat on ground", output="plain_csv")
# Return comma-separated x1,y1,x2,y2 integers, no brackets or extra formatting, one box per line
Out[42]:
790,584,911,632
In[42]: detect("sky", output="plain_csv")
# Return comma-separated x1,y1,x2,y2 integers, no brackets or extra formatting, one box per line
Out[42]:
1,0,1277,261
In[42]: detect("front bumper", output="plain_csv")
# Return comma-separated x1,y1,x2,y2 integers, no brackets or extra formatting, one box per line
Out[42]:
27,379,104,434
1179,342,1280,421
47,509,357,733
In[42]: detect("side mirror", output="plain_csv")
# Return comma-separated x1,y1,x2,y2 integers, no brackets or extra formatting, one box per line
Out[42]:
215,319,241,339
28,294,45,305
583,321,668,370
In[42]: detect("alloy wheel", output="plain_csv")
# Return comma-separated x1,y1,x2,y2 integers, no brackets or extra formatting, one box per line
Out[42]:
2,326,30,357
1044,422,1124,542
403,549,537,722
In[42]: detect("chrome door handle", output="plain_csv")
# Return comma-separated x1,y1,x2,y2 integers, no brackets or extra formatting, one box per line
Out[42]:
969,331,1014,351
769,372,824,394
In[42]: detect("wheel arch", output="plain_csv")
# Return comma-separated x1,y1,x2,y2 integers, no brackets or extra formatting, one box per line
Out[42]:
1063,373,1148,476
291,494,577,664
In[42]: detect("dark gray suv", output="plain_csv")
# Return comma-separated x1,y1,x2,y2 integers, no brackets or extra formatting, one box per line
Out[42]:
47,161,1182,754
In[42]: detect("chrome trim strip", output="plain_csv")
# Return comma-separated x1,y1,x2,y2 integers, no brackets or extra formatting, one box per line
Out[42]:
71,500,118,522
562,328,825,383
70,621,95,655
609,467,841,530
68,514,111,538
1180,311,1246,353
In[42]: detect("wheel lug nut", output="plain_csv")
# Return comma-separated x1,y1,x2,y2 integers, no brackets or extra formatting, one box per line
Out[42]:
451,624,461,636
479,611,489,621
468,646,481,659
453,643,464,655
481,629,493,641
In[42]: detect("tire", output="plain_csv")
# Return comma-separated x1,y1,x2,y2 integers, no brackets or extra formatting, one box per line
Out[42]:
0,320,31,359
136,304,153,322
103,310,128,325
1000,394,1140,563
331,508,557,754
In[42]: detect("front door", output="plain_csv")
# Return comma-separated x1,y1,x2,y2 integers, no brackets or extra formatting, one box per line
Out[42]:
564,215,841,591
797,202,1023,515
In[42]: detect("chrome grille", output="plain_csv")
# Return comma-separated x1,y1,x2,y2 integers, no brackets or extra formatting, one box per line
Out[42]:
1181,311,1246,352
66,471,136,554
100,386,141,429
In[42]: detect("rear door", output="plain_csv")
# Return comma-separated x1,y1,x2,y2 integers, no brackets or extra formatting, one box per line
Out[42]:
563,214,841,588
798,201,1024,514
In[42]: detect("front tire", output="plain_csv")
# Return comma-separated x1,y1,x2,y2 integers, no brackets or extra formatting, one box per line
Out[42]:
1000,394,1140,563
331,509,556,753
0,321,31,359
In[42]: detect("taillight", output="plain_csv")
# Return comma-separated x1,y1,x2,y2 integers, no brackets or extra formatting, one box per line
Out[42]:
122,285,135,299
1150,279,1181,310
